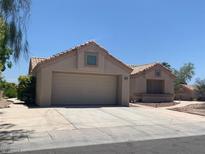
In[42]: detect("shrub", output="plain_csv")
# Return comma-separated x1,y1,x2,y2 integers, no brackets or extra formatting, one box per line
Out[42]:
1,82,17,98
195,78,205,101
17,75,36,104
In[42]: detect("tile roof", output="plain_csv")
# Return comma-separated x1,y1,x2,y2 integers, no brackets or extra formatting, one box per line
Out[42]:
130,63,158,75
30,57,45,72
181,84,196,91
131,62,176,79
29,41,133,73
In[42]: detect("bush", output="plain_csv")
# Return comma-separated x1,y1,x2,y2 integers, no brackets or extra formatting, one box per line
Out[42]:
1,82,17,98
195,78,205,101
17,75,36,104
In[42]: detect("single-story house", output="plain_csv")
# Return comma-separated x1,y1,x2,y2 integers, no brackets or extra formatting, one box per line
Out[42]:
130,63,176,103
175,84,197,101
29,41,133,107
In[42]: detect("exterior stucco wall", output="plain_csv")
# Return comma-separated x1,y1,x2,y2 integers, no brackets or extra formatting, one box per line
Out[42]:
130,65,174,102
121,75,130,105
175,92,195,101
35,70,42,106
33,44,130,107
130,76,146,95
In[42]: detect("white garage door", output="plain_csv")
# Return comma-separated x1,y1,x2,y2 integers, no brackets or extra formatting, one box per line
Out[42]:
51,72,117,105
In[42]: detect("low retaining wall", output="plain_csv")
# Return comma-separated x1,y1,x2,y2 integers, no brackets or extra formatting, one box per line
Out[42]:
131,93,174,103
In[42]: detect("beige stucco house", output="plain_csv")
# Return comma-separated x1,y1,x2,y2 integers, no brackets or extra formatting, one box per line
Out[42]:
130,63,176,103
175,84,197,101
29,41,133,107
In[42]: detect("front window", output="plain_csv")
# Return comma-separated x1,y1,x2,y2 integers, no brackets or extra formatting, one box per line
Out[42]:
85,52,98,66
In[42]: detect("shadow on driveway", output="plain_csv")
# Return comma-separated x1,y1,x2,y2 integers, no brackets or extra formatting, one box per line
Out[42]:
15,101,125,109
0,122,34,153
12,135,205,154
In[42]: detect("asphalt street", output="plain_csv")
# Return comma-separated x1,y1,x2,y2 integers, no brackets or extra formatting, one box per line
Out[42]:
12,135,205,154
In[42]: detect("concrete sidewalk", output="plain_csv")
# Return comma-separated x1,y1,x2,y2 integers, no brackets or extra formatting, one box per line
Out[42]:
13,135,205,154
163,100,205,109
130,100,205,109
1,103,205,153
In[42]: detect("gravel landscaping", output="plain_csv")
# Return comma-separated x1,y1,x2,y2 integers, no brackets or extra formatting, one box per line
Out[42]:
170,103,205,116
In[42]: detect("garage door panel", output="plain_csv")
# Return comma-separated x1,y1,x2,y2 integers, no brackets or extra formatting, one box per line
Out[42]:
52,73,117,105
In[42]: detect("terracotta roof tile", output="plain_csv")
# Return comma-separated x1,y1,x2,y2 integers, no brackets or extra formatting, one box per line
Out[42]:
30,41,133,73
130,62,176,79
130,63,158,75
30,57,45,71
181,84,196,91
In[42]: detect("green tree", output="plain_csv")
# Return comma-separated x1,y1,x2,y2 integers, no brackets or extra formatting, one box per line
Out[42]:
17,75,35,104
0,17,12,71
195,78,205,100
1,81,17,98
174,63,195,90
0,0,31,70
161,62,172,70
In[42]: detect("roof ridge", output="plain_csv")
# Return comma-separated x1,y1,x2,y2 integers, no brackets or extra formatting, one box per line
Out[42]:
30,41,133,73
129,62,157,68
32,41,96,71
31,57,46,59
47,40,97,58
131,62,175,78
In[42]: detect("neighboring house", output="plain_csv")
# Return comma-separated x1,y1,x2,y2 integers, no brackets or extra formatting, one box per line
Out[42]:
29,41,133,107
130,63,176,103
175,84,197,101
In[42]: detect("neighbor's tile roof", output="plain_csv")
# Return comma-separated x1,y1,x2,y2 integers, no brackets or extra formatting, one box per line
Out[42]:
130,63,158,75
30,57,45,71
181,84,196,91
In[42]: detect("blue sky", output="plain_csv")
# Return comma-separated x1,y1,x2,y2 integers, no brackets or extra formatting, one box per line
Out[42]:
3,0,205,83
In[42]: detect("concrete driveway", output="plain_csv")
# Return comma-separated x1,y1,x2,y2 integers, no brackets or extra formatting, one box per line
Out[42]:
1,103,205,153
